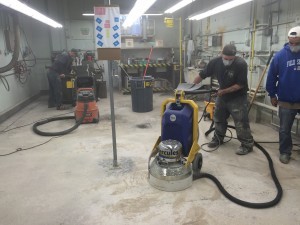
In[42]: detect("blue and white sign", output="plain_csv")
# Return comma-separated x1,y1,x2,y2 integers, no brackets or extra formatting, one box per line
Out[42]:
94,7,120,49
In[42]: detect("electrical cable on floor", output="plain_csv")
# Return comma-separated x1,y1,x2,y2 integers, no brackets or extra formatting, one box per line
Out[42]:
200,123,300,152
0,101,43,132
0,106,87,156
0,110,74,134
197,96,233,152
198,92,214,124
0,136,60,157
201,129,233,152
0,111,75,156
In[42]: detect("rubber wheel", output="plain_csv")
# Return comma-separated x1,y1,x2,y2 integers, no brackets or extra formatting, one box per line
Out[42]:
192,152,203,174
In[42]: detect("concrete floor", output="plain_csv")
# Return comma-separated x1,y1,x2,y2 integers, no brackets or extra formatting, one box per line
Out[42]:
0,92,300,225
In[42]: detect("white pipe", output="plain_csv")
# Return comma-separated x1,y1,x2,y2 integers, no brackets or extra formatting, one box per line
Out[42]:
253,101,277,111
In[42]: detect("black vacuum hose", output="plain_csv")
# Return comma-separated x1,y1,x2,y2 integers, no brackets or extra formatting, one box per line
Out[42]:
195,126,283,208
32,104,88,136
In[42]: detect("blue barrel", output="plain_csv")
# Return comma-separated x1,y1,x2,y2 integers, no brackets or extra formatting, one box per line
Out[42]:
161,103,193,157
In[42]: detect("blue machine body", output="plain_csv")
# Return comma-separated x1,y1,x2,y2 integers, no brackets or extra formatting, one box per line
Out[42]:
161,103,193,157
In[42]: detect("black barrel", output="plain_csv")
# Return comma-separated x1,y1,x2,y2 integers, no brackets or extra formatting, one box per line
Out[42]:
96,80,107,99
61,77,76,106
130,76,154,112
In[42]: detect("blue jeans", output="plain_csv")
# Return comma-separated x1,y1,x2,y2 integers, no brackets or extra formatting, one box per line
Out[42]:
47,70,62,107
213,95,254,149
278,107,300,155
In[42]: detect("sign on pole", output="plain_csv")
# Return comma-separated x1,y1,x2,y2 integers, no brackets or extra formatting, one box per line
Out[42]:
94,6,121,60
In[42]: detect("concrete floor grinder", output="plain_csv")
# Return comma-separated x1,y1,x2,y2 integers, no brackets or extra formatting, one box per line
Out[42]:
148,83,283,209
148,88,202,191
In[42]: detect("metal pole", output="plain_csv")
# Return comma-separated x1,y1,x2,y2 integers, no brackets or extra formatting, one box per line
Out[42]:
179,17,182,83
108,60,118,167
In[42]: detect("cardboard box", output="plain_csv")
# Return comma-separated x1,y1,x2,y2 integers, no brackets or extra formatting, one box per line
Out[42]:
97,48,121,60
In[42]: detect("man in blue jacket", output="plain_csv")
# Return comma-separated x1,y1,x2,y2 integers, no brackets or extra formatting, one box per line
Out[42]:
266,26,300,164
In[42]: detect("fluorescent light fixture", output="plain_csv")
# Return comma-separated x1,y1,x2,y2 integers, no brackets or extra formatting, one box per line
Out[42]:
0,0,63,28
83,13,163,17
189,0,253,20
122,0,157,28
82,13,95,16
164,0,194,14
144,13,163,16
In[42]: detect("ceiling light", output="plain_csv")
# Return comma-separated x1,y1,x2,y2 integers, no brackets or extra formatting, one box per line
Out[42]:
164,0,194,14
82,13,95,16
122,0,157,28
83,13,163,17
0,0,63,28
189,0,253,20
143,13,163,16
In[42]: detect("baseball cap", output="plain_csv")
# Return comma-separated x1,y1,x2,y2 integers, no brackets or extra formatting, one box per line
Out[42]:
222,44,237,56
288,26,300,38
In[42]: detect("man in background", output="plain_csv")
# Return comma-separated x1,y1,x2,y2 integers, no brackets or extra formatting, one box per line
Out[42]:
194,44,254,155
266,26,300,164
47,49,76,110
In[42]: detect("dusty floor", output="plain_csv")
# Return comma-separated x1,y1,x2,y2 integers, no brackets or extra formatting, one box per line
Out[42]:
0,92,300,225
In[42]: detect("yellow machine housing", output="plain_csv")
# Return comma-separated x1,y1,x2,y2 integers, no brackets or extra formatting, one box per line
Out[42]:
204,101,215,120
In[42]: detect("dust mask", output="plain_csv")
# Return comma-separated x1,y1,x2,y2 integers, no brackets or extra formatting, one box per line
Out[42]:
222,59,234,67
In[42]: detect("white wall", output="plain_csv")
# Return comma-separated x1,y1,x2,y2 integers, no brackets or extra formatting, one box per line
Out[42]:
0,0,54,117
3,0,298,119
187,0,300,97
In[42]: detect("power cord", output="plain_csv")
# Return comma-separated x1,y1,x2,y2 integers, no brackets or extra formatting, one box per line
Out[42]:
197,97,232,152
0,110,74,134
201,129,233,152
0,136,60,157
0,101,42,132
0,111,74,157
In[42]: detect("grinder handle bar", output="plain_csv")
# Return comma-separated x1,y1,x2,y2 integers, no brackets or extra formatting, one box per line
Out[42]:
175,83,217,95
182,88,218,95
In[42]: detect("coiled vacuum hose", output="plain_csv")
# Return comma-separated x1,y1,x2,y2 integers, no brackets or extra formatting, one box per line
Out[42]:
194,127,283,208
32,103,88,136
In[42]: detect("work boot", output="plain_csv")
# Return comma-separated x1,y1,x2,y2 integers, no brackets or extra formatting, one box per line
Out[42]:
236,146,253,155
279,154,290,164
207,138,223,148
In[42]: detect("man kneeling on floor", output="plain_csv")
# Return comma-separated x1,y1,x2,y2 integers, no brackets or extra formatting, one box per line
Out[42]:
193,44,254,155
